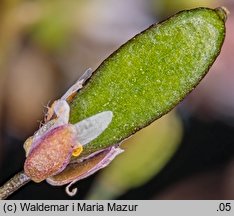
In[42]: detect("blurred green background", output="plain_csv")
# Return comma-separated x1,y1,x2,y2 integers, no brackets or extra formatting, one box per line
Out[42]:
0,0,234,199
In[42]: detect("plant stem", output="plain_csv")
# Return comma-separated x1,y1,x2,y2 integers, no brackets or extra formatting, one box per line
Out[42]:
0,171,31,200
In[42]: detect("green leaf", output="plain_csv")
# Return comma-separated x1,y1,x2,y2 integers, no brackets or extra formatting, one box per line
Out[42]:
70,7,226,156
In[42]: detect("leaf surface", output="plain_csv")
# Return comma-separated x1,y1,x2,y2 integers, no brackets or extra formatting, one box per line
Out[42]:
70,7,226,155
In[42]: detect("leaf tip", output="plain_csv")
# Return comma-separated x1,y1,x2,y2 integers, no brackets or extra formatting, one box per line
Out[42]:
215,7,229,22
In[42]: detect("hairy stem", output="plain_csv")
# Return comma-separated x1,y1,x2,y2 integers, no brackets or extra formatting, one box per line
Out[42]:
0,171,31,200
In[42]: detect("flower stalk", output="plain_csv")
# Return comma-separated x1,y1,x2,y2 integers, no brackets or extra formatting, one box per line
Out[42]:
0,171,30,200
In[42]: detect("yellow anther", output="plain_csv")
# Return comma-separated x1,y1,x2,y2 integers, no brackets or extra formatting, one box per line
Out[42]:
72,145,83,157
